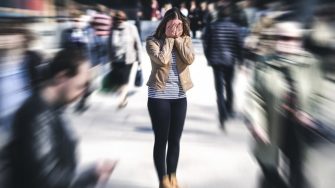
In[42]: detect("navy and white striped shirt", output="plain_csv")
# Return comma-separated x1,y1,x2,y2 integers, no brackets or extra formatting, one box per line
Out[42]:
148,50,186,99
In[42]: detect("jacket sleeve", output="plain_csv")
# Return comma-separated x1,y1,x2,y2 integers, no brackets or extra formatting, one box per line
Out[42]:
29,116,98,188
174,36,195,65
146,36,174,66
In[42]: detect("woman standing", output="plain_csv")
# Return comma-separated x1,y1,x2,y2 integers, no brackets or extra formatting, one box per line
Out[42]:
146,7,195,188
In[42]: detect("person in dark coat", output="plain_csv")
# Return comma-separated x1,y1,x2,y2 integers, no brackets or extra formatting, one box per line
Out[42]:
202,4,243,129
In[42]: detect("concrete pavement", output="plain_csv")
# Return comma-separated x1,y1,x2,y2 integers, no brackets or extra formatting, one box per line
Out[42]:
68,39,261,188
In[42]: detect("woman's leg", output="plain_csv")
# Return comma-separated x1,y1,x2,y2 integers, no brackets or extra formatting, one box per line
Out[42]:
167,98,187,174
148,98,171,180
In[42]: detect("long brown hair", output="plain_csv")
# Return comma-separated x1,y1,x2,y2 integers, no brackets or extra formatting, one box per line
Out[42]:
153,7,191,39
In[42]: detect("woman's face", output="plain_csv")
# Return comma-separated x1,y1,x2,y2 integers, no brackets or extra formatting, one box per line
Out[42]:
165,18,183,38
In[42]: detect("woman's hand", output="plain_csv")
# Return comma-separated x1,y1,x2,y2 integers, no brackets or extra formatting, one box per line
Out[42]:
165,20,175,38
165,19,183,38
175,22,183,38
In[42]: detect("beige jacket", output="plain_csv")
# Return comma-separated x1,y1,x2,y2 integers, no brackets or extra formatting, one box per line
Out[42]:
146,36,195,91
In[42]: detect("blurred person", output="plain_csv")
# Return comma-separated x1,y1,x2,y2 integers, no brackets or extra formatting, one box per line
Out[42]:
135,10,143,41
0,26,28,188
24,34,46,93
188,0,202,38
146,7,194,188
108,10,142,108
245,12,315,188
62,11,109,113
198,2,208,30
135,1,143,41
242,0,258,28
274,20,308,188
0,24,46,186
234,1,250,46
60,12,90,50
243,20,288,188
273,4,335,187
161,3,173,18
230,1,248,28
61,12,94,113
0,26,45,130
7,48,117,188
202,4,243,130
151,0,161,21
180,2,188,17
90,5,112,64
204,2,218,26
297,3,335,187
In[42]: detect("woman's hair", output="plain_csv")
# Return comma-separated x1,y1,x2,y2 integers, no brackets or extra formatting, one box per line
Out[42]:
153,7,191,39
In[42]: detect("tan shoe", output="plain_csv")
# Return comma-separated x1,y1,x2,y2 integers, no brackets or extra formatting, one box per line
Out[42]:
159,175,172,188
169,173,180,188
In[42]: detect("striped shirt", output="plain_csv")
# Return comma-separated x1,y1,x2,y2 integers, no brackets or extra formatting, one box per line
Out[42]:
148,50,186,99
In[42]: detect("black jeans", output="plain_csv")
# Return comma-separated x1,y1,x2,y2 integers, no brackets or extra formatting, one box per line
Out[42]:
147,98,187,181
212,65,234,122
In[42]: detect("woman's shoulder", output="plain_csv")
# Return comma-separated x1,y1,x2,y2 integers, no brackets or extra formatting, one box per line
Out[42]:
146,36,158,42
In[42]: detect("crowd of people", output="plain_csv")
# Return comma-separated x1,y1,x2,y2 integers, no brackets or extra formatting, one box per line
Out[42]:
0,5,142,188
1,0,335,188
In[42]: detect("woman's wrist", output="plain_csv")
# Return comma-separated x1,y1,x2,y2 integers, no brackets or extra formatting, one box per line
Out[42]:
174,37,184,44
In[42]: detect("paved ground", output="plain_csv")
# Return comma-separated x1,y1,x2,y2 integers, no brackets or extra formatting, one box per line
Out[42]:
68,40,261,188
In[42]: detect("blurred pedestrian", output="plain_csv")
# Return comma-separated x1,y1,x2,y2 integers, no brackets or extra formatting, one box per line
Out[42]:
198,2,208,29
202,4,243,130
61,11,97,113
0,25,45,130
151,0,161,21
108,10,142,108
180,2,189,17
0,25,29,188
161,3,173,18
60,12,91,50
128,1,144,41
188,0,202,38
146,7,195,188
7,48,117,188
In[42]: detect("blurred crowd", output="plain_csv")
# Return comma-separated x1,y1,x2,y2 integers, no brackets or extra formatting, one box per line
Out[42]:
0,0,335,188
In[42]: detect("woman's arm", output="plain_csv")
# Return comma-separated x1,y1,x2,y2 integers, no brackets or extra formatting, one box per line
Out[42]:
146,36,174,66
174,36,195,65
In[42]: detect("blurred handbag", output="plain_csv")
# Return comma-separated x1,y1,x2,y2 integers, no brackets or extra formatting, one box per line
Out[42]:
135,66,143,87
